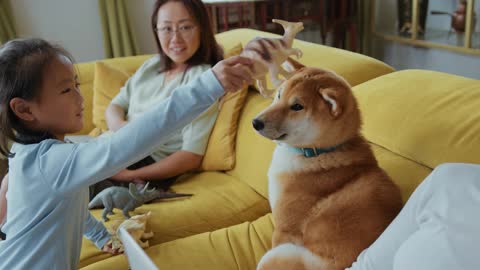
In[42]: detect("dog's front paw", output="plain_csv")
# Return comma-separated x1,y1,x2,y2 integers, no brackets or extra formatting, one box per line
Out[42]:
257,243,325,270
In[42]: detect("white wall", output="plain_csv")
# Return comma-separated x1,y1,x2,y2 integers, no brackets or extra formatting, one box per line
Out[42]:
373,0,480,79
9,0,158,63
10,0,105,62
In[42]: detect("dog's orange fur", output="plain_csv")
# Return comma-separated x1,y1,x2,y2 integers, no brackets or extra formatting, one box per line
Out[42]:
254,60,402,270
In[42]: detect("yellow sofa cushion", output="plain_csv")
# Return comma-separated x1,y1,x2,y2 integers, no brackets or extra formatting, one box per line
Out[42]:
79,171,270,269
92,61,132,132
73,55,152,135
79,213,274,270
201,43,249,171
354,69,480,170
89,55,151,134
370,143,431,202
226,91,275,198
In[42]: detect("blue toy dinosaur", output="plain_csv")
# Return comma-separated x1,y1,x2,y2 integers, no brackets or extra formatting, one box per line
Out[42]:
88,183,192,221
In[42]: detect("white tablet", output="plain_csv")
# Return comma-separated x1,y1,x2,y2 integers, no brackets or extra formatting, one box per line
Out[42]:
118,227,159,270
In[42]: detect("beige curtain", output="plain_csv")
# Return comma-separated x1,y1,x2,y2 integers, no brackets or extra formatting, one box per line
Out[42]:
98,0,139,58
0,0,16,45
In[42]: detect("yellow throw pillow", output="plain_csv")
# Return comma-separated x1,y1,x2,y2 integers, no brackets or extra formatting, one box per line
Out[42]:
92,62,131,132
201,43,248,171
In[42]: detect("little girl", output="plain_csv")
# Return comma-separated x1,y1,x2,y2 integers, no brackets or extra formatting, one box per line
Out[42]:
0,38,252,269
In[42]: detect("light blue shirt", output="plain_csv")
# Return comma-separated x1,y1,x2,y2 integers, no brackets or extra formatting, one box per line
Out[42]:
0,69,223,270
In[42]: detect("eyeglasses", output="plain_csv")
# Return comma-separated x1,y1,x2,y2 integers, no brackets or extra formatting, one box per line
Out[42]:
155,25,197,38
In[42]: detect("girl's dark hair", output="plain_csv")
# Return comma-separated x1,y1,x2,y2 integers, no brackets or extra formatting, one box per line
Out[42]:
151,0,224,72
0,38,75,158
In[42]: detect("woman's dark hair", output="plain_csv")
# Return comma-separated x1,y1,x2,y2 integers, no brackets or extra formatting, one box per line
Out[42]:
0,38,75,157
151,0,224,72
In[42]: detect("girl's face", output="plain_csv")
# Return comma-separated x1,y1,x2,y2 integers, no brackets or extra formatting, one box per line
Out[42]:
28,55,84,140
156,1,201,67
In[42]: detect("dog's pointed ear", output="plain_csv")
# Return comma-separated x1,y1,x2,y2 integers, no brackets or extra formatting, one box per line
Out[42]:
284,57,305,72
319,88,342,118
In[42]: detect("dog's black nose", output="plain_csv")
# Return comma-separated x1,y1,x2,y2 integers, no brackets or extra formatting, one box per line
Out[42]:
252,119,264,131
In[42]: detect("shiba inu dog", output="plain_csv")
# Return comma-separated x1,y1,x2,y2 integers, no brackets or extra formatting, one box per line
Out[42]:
241,19,304,98
253,60,402,270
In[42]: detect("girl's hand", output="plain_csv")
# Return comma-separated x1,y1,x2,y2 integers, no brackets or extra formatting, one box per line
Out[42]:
212,56,254,93
102,242,121,255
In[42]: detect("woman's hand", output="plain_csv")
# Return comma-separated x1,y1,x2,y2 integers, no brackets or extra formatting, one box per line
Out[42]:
110,169,145,184
102,242,121,255
110,169,131,181
212,56,254,93
106,104,128,132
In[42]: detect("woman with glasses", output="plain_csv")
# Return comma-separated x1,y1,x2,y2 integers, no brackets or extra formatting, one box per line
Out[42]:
89,0,225,198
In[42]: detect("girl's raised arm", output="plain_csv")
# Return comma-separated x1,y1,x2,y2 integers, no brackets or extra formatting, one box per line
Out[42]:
39,69,223,194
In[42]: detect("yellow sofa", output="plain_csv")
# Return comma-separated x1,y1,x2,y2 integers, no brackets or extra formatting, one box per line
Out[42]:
71,29,479,269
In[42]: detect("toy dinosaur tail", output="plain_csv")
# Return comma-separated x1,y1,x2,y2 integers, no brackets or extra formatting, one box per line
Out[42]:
88,195,103,209
156,192,193,200
272,19,304,46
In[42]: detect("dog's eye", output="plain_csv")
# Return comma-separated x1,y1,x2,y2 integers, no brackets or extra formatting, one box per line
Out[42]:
290,103,304,111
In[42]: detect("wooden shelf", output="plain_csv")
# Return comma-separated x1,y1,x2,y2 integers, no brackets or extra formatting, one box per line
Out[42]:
372,0,480,56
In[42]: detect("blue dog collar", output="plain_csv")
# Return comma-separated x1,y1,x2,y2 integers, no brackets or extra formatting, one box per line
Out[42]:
287,145,340,158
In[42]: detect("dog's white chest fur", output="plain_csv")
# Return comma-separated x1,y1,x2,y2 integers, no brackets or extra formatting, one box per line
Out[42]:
267,145,302,211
